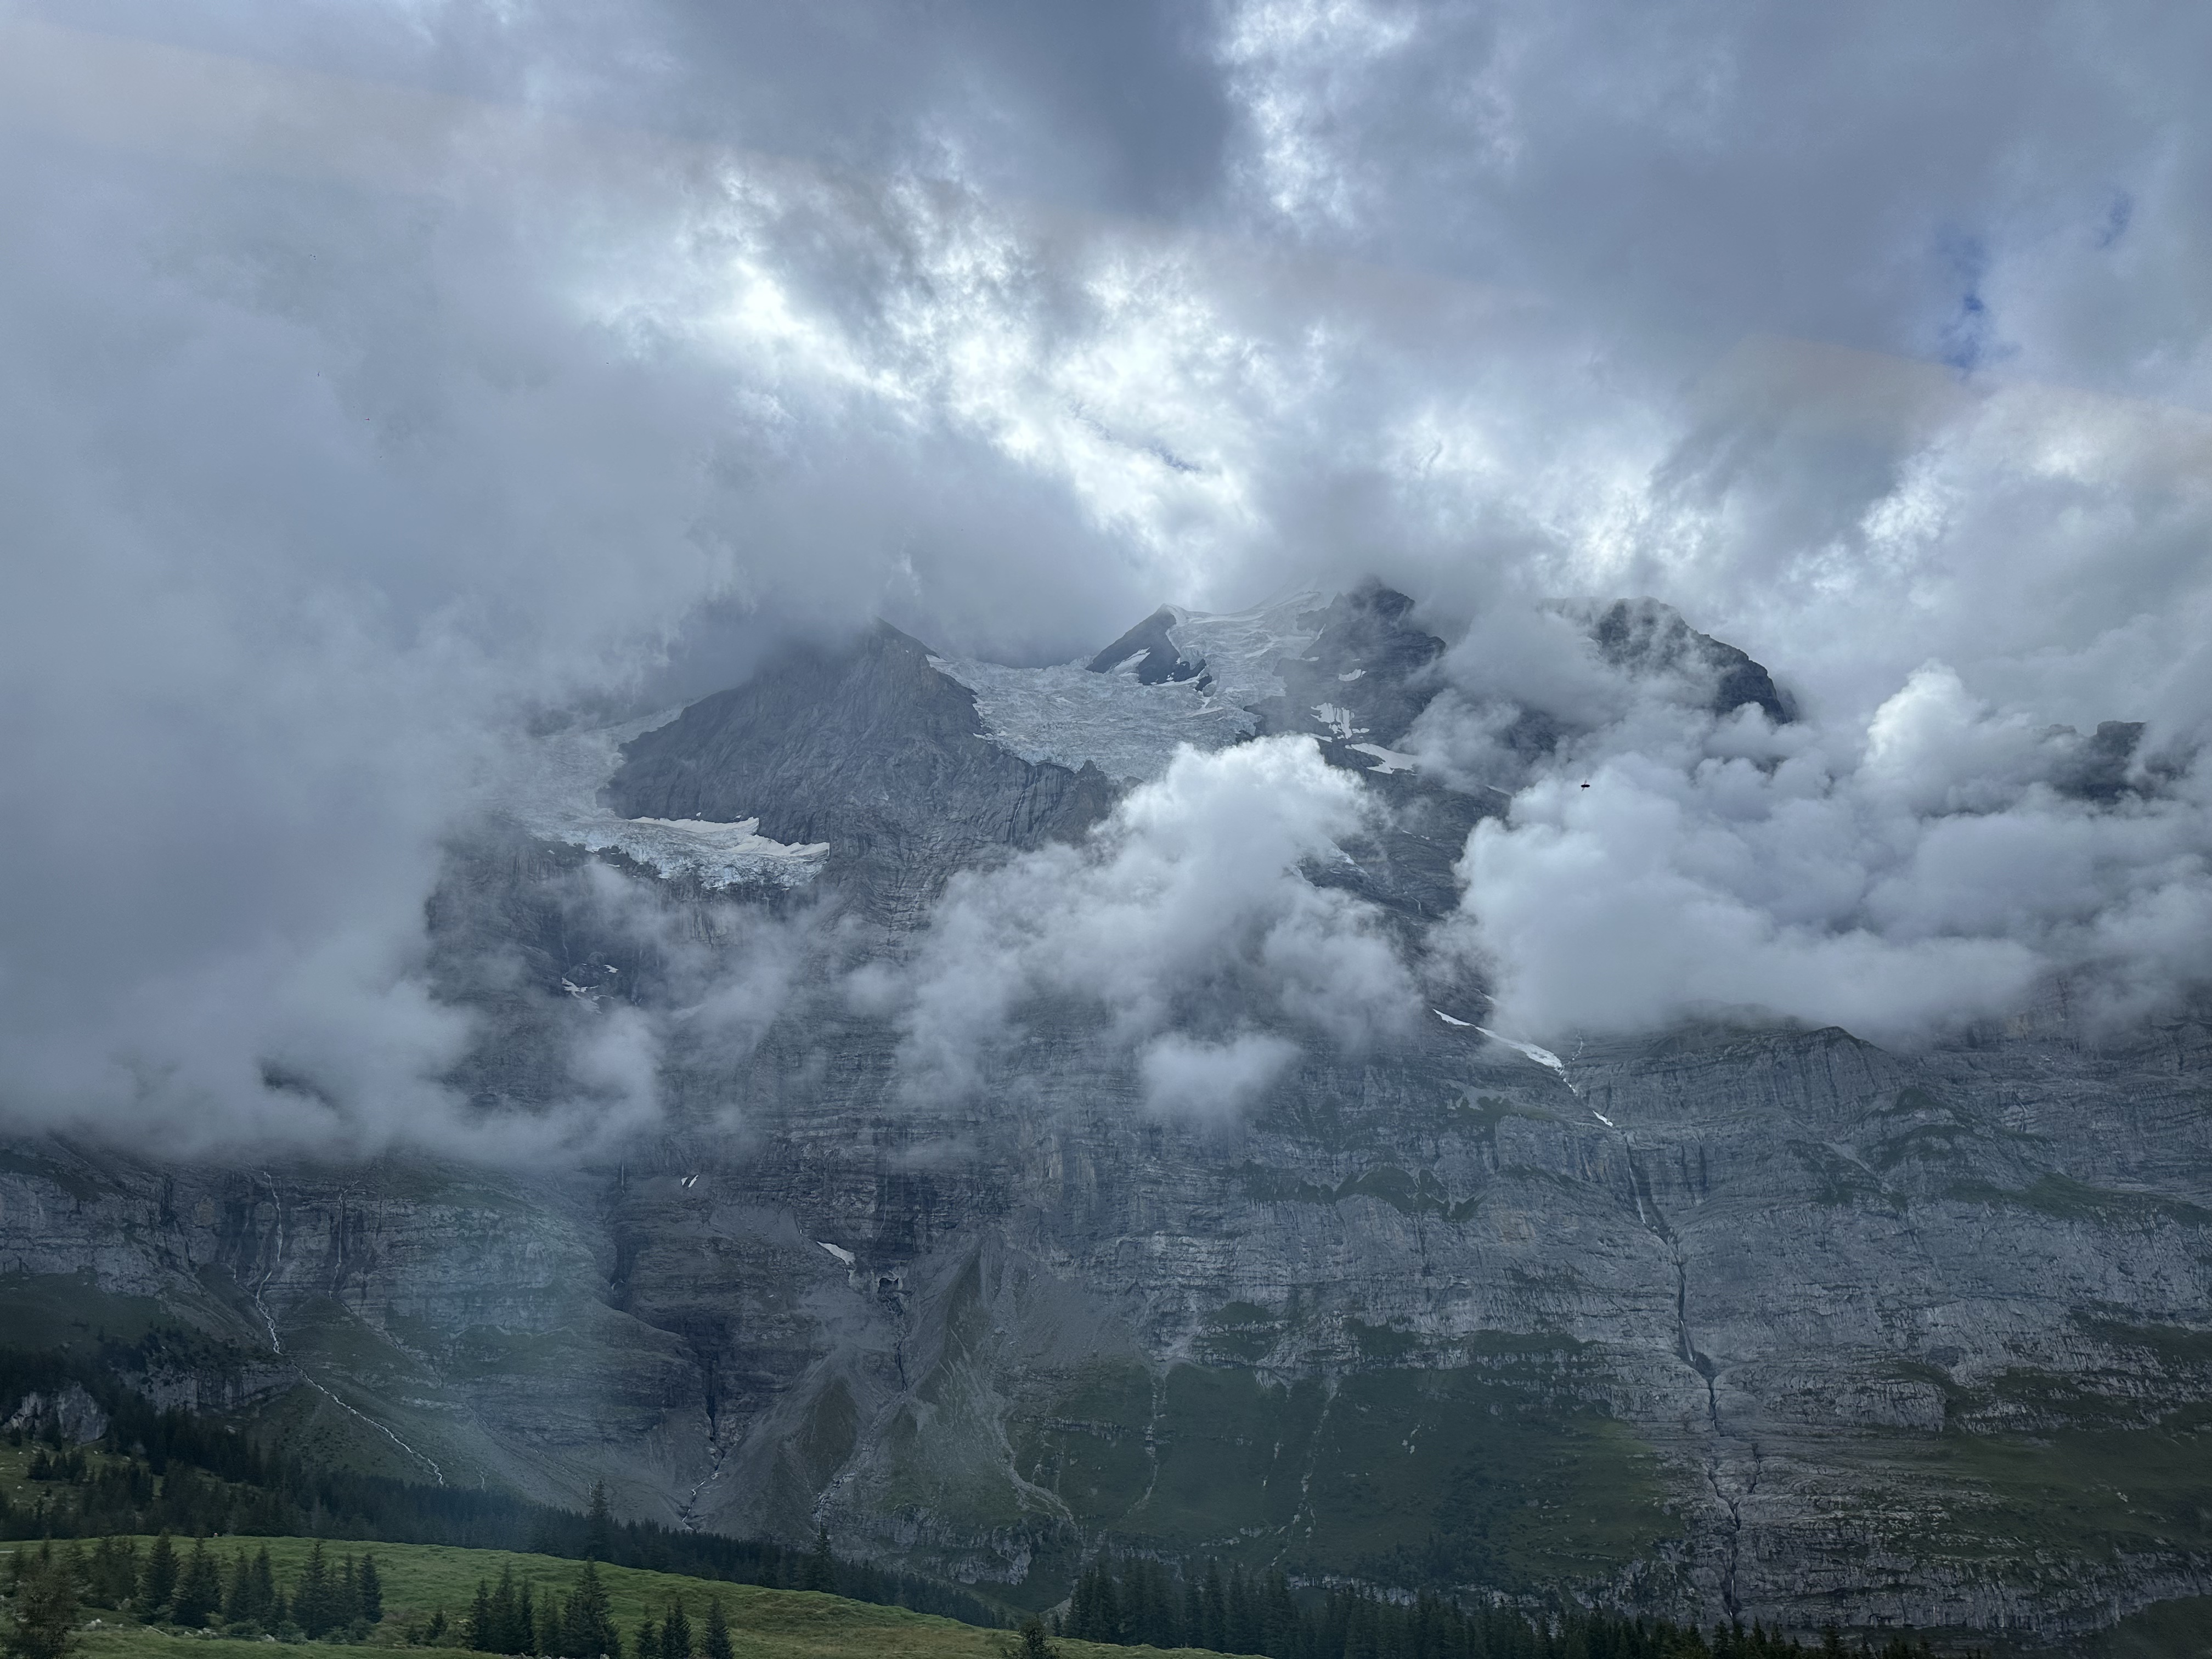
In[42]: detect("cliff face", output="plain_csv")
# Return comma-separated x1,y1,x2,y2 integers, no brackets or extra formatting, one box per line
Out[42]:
3,589,2208,1647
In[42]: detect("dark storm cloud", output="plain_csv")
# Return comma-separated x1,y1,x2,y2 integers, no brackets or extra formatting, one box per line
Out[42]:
1,2,2209,1147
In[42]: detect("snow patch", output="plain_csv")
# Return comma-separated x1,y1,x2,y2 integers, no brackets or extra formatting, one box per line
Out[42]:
1475,1026,1567,1073
928,588,1328,783
1432,1008,1473,1028
506,713,829,889
1164,588,1324,709
930,656,1254,782
1347,742,1417,775
816,1240,856,1266
1311,702,1367,741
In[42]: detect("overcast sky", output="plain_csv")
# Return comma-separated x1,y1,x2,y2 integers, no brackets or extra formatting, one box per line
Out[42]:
3,1,2209,1148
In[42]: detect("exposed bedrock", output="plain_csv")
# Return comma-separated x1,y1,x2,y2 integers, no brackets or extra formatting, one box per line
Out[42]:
4,1006,2209,1641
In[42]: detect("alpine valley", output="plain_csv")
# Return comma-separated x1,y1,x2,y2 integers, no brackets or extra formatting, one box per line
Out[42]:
4,585,2208,1653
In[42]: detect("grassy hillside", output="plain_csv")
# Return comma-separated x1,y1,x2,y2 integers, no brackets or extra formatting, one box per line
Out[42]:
2084,1596,2212,1659
3,1538,1231,1659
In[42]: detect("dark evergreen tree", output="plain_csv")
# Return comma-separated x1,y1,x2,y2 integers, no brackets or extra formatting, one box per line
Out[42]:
469,1579,496,1653
2,1548,77,1659
357,1554,382,1626
137,1532,177,1616
660,1597,692,1659
558,1562,620,1659
171,1538,222,1628
701,1598,731,1659
1017,1617,1057,1659
82,1540,136,1611
804,1528,835,1594
633,1614,657,1659
1259,1571,1297,1658
585,1482,614,1562
293,1541,341,1640
1223,1567,1248,1658
222,1549,252,1626
251,1549,281,1630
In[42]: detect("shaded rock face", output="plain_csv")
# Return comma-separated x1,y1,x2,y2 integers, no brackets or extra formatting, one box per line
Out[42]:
1087,607,1207,685
607,622,1116,922
1249,583,1475,926
7,1383,108,1444
1582,597,1796,726
3,585,2207,1648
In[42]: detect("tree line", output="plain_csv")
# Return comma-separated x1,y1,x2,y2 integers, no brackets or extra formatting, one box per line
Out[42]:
1056,1557,1983,1659
459,1562,748,1659
0,1346,996,1628
9,1533,381,1639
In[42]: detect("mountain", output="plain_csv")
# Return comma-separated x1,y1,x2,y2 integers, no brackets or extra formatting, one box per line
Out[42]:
3,584,2208,1650
605,622,1115,924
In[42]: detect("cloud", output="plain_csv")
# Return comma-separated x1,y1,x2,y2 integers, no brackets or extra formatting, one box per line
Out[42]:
1444,657,2212,1042
3,4,2212,1147
879,736,1416,1104
1139,1032,1299,1121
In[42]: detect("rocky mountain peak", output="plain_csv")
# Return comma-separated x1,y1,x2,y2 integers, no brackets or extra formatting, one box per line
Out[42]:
1573,596,1795,725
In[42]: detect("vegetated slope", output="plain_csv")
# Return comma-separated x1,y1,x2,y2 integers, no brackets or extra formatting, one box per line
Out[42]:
0,1403,997,1629
4,1538,1156,1659
8,1534,1954,1659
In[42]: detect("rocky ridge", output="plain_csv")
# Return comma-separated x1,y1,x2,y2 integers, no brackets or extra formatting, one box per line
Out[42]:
2,585,2208,1650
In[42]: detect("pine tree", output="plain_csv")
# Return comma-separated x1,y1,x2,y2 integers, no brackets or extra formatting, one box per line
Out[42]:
470,1581,496,1653
585,1482,615,1562
701,1598,731,1659
633,1614,657,1659
84,1542,136,1612
1137,1559,1178,1650
250,1549,280,1630
2,1549,78,1659
558,1562,620,1659
1017,1617,1057,1659
660,1598,691,1659
294,1542,338,1640
171,1538,222,1628
222,1550,252,1627
804,1529,834,1595
1261,1571,1296,1659
137,1532,177,1617
494,1568,530,1654
1199,1561,1226,1654
357,1555,382,1627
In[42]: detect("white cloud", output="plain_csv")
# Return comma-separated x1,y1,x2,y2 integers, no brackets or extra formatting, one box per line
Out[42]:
1446,658,2212,1042
1138,1031,1299,1120
881,735,1417,1102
